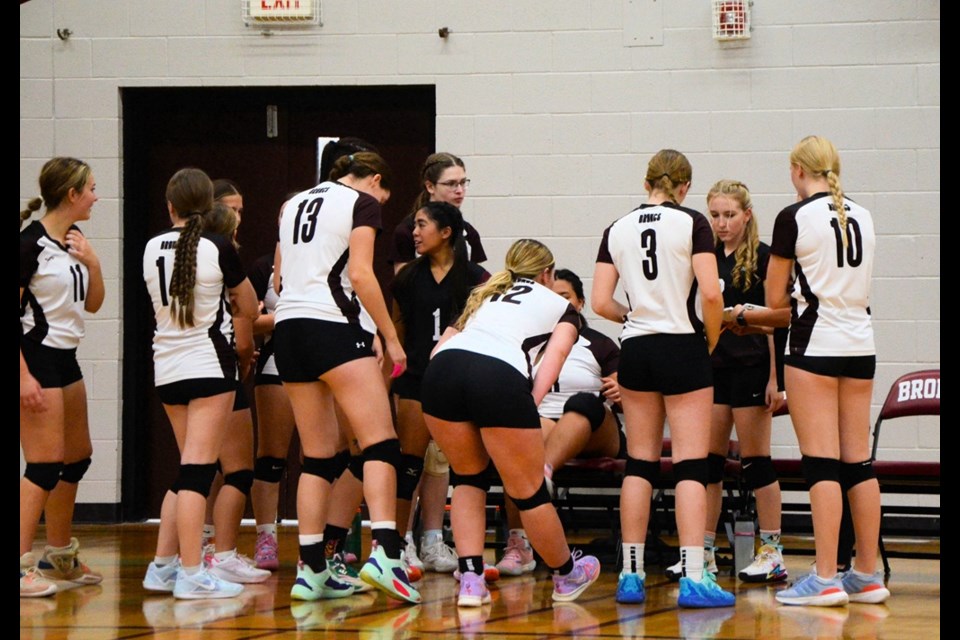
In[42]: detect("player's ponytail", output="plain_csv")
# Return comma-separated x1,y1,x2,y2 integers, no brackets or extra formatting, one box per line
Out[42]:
645,149,692,204
791,136,846,245
166,168,214,328
456,238,554,330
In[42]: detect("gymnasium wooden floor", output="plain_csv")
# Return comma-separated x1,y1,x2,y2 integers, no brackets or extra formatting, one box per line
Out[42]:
20,525,939,639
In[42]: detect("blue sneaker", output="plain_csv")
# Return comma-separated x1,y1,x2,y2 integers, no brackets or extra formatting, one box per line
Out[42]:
678,572,735,608
616,572,646,604
290,561,355,601
839,570,890,604
775,572,849,607
359,542,422,604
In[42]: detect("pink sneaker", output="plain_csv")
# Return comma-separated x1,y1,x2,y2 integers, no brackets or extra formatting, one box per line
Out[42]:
457,571,491,607
254,530,279,571
551,552,600,602
496,533,536,576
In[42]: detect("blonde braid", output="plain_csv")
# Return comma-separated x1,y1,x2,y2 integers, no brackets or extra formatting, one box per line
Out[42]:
455,270,515,330
825,169,847,247
20,197,42,229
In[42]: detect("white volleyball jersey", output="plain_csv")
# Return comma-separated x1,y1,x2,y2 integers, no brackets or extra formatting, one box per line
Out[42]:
770,192,876,357
597,202,715,340
435,278,580,380
275,181,381,326
143,228,247,385
20,221,90,350
536,326,620,420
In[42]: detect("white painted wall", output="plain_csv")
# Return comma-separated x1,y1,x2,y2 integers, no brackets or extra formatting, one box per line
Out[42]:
20,1,939,507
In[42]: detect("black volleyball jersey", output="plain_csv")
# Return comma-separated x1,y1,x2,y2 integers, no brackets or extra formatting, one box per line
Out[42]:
275,181,381,326
712,242,770,369
536,326,620,419
597,202,715,340
143,228,247,385
20,221,90,349
393,260,490,377
770,192,875,357
435,278,580,380
390,217,487,265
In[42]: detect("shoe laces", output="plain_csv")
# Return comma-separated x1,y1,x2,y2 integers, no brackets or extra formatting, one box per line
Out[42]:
755,544,780,561
431,541,457,561
502,544,524,564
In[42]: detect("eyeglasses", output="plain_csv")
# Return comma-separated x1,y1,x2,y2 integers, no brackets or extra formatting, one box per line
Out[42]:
436,179,471,189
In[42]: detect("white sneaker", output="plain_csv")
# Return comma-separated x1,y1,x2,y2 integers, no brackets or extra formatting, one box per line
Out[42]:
665,547,718,582
404,536,425,572
143,559,181,592
738,544,787,583
208,553,271,584
420,539,458,573
173,567,243,599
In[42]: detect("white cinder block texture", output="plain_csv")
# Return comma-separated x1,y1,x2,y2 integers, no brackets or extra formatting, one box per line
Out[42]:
54,118,94,159
875,21,940,65
918,64,940,105
875,107,940,150
130,0,205,37
21,119,55,160
54,0,131,38
474,33,553,74
92,38,166,78
21,79,53,119
438,75,513,116
20,38,52,78
168,37,245,78
513,74,591,115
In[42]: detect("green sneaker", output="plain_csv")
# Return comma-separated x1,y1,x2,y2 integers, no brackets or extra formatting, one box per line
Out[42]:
291,561,355,601
329,553,372,593
359,542,421,604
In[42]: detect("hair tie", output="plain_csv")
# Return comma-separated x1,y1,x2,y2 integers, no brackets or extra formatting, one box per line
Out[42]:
348,154,355,163
507,270,518,280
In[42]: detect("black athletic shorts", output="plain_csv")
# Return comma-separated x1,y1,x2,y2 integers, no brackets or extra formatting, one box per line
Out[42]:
233,380,250,411
785,354,876,380
157,378,236,406
21,337,83,389
713,363,769,408
618,334,712,396
421,350,541,429
273,318,375,383
391,372,422,402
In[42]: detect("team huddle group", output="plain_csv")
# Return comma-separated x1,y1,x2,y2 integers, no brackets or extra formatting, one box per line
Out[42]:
20,135,891,611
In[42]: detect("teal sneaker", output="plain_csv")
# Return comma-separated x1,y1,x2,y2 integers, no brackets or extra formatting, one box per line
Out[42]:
839,570,890,604
775,572,848,607
290,561,355,601
678,571,735,608
616,572,646,604
329,553,373,593
359,542,421,604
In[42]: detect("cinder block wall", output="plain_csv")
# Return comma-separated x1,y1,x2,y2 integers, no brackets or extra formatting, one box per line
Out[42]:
20,1,939,508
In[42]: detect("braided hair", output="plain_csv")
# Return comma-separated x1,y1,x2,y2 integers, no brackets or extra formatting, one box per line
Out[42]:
166,168,214,327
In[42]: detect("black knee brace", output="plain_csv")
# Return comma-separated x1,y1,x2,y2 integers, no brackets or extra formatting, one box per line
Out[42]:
673,458,709,487
363,438,401,470
624,456,660,485
562,392,606,431
397,453,425,501
24,462,64,491
801,455,840,488
254,456,286,483
348,455,364,481
509,480,552,511
332,450,351,481
302,456,341,483
707,453,726,484
60,457,92,484
742,456,778,490
449,468,490,492
839,459,876,492
171,463,219,497
223,469,254,495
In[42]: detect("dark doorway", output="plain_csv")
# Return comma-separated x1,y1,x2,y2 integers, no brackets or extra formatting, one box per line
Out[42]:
121,85,435,520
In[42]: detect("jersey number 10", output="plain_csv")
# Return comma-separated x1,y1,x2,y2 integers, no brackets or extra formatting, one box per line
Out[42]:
829,218,863,268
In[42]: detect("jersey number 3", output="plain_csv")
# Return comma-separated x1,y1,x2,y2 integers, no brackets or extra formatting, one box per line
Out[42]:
640,229,658,280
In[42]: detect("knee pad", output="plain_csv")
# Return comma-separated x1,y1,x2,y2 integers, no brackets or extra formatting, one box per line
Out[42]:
707,453,726,484
254,456,286,483
801,455,840,488
348,455,364,481
397,454,425,500
742,456,778,490
509,480,552,511
839,459,876,492
562,392,606,431
673,458,708,487
624,456,659,485
223,469,254,495
449,468,490,492
302,456,341,484
60,457,92,484
363,438,401,470
24,462,64,492
423,440,449,476
171,463,219,497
